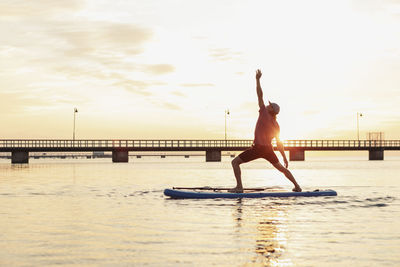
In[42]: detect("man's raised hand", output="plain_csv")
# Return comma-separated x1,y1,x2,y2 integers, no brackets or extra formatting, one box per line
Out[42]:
256,69,262,80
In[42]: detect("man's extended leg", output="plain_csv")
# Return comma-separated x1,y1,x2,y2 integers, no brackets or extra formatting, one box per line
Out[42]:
230,156,245,193
272,162,302,192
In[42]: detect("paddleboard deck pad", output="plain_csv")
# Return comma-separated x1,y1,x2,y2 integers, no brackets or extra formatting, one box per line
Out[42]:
164,188,337,199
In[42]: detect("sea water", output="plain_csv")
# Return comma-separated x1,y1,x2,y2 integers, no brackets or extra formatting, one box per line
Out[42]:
0,155,399,266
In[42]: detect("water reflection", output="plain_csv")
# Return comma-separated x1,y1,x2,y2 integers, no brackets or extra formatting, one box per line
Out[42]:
233,200,290,266
233,199,244,228
10,164,30,170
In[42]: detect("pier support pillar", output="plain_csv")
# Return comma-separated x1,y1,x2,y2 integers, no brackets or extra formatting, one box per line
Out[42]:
12,151,29,164
369,149,384,160
289,149,305,161
206,150,221,162
112,149,129,163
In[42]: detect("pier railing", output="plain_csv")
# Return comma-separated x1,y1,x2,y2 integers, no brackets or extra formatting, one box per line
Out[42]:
280,140,400,149
2,139,399,163
1,139,399,150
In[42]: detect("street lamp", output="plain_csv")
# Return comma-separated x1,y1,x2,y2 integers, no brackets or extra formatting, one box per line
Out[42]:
357,112,363,141
225,109,230,141
73,108,78,141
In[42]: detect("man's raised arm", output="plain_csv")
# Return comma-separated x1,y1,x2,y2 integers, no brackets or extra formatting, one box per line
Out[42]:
256,69,265,109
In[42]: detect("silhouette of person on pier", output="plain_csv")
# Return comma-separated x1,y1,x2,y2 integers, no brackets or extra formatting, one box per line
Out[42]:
230,69,302,193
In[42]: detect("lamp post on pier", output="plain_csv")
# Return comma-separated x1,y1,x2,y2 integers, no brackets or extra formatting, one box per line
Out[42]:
357,112,363,141
225,109,230,141
73,108,78,141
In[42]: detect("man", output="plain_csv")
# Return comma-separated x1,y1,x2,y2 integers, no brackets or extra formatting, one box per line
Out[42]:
229,69,302,193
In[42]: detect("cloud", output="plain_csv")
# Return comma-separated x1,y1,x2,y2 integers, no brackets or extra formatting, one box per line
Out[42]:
113,79,152,96
0,16,153,72
0,1,179,118
54,22,153,60
180,83,215,87
0,14,155,98
171,91,186,97
143,64,175,75
159,102,181,111
209,48,243,61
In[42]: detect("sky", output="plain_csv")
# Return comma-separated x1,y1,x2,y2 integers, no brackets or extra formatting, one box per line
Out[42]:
1,0,399,140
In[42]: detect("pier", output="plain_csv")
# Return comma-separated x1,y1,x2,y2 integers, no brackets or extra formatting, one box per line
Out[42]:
1,139,399,163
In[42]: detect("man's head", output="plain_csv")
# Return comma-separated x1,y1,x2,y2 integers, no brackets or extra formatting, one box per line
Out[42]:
267,101,280,115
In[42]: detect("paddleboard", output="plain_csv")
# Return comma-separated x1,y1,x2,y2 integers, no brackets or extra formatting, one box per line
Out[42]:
164,188,337,199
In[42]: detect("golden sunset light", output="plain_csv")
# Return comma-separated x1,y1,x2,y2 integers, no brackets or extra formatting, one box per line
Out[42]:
2,2,400,266
1,0,399,140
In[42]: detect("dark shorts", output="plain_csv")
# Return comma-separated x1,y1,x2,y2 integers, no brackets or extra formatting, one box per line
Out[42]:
238,144,279,164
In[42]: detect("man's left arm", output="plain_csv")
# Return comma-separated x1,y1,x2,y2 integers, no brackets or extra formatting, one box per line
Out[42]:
276,137,289,168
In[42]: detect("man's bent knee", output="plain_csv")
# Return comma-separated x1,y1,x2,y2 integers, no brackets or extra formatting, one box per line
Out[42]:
232,156,243,166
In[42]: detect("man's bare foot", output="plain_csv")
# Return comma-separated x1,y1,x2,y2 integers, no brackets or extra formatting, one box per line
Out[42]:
292,186,302,192
228,187,243,193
